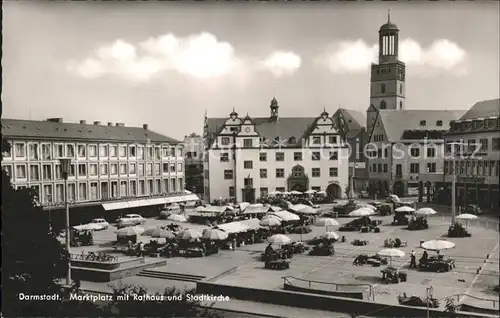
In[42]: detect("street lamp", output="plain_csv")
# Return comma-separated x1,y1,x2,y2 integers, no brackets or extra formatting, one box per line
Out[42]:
59,157,72,286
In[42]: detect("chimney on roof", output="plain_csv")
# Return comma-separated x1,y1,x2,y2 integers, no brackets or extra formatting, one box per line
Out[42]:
107,122,113,126
46,118,63,123
79,120,87,124
94,121,101,125
115,123,125,127
143,124,149,130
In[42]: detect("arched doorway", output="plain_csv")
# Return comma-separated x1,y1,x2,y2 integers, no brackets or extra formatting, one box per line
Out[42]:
287,165,309,191
326,183,341,199
393,181,405,198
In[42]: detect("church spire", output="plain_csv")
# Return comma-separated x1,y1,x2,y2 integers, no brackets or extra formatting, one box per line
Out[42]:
387,9,391,23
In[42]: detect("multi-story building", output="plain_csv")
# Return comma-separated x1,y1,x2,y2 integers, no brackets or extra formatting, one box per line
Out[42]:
332,108,369,194
366,14,464,200
1,118,194,222
203,98,350,203
183,133,204,196
438,99,500,210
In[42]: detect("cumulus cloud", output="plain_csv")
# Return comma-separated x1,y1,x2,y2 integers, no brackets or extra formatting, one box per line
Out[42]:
67,32,302,81
259,51,302,77
67,32,243,81
323,38,467,76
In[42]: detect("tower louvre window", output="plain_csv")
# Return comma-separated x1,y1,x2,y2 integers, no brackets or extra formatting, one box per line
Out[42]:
380,100,387,110
381,84,386,94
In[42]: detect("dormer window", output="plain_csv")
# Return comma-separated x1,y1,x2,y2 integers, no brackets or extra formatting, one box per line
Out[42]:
436,120,443,126
288,137,297,144
230,127,239,133
419,120,426,126
274,136,280,142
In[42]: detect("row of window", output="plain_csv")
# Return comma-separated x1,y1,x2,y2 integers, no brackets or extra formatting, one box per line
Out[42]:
379,83,403,95
444,160,500,177
226,186,325,198
449,118,500,132
3,142,183,161
223,167,339,180
2,162,183,182
370,162,437,174
367,147,437,159
28,178,184,204
446,138,500,153
219,136,339,147
220,151,339,163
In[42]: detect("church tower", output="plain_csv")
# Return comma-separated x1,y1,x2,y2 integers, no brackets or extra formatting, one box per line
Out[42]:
367,11,406,134
269,97,279,121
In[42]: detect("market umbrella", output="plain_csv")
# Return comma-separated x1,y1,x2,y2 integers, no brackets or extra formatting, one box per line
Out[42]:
317,191,327,195
456,214,478,230
377,248,405,267
272,211,300,222
269,191,281,196
360,204,377,211
194,205,207,212
304,189,316,195
321,231,340,241
395,206,416,213
290,190,302,195
116,226,144,237
415,208,437,217
167,214,188,222
150,228,175,239
296,205,319,215
202,228,229,241
421,240,455,252
268,234,291,245
348,208,375,217
314,217,340,228
260,216,282,227
176,228,202,241
142,226,162,236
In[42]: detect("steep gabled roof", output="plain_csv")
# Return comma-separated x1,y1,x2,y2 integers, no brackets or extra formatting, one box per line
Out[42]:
459,98,500,120
205,117,316,147
1,118,180,144
377,109,465,142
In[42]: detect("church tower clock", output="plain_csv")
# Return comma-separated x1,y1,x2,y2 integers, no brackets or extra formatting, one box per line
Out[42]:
367,11,406,135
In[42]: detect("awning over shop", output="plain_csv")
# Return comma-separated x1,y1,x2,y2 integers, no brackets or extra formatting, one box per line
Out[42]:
102,194,199,211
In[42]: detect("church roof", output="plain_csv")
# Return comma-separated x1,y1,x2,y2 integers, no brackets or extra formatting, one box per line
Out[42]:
377,109,465,142
206,117,316,147
458,98,500,120
332,108,366,139
1,118,180,144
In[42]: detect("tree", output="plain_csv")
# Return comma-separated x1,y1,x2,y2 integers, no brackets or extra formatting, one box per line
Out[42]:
1,138,71,316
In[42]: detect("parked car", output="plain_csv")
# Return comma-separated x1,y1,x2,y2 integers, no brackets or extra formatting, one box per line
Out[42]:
464,204,482,215
90,218,109,230
116,214,146,228
159,204,181,219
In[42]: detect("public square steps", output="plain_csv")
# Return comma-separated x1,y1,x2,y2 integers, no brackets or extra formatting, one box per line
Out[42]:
137,270,206,282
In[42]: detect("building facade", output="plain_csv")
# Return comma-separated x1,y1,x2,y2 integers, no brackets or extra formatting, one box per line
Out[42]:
1,118,191,221
183,133,204,196
203,99,350,203
438,99,500,210
366,15,464,199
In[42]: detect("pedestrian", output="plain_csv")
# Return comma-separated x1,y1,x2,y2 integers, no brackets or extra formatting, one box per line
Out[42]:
127,240,133,254
139,241,145,257
410,250,417,268
232,238,237,251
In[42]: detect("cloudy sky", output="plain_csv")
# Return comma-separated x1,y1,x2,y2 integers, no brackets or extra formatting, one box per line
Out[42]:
3,1,499,140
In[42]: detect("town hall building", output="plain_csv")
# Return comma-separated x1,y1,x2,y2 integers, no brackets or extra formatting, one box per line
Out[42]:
203,99,350,203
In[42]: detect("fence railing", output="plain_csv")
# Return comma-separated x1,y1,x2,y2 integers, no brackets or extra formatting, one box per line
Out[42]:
282,276,374,301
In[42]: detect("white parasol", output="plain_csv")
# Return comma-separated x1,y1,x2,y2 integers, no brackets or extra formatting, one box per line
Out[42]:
167,214,188,222
295,205,319,215
314,217,340,227
360,204,377,211
348,208,375,217
272,211,300,222
456,213,479,230
377,248,405,267
260,216,282,227
269,191,282,196
395,206,416,213
202,228,229,241
116,226,144,237
268,234,291,245
317,190,327,195
176,228,202,241
421,239,455,251
321,231,340,241
304,189,316,194
149,228,175,239
415,208,437,217
290,190,302,195
194,205,207,212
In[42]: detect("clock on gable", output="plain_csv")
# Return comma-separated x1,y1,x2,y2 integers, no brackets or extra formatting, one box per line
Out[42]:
245,127,251,133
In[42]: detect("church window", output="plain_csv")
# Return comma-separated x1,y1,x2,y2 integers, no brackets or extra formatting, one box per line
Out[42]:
380,100,387,110
381,84,386,94
400,101,403,109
